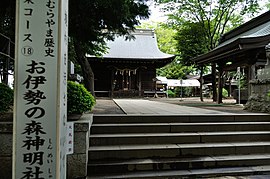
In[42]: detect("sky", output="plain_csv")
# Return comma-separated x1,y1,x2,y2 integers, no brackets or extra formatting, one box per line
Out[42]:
140,1,168,23
141,0,269,24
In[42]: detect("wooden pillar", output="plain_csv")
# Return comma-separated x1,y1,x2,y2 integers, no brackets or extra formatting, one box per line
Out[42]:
212,63,217,102
200,65,204,102
122,72,124,90
111,69,115,98
247,65,252,97
217,64,224,104
138,70,142,95
129,70,132,90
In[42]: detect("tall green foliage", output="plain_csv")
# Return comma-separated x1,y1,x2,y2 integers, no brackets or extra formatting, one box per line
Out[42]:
138,22,178,54
174,22,208,65
155,0,261,101
154,24,178,54
156,0,260,51
138,22,194,79
0,83,13,113
157,57,194,79
69,0,150,95
0,0,150,95
0,0,15,39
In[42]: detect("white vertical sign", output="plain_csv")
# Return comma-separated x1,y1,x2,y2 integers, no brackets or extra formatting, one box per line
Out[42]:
13,0,68,179
66,122,74,155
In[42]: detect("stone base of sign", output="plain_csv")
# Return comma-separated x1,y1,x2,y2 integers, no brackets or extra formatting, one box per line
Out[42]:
67,154,87,178
0,113,93,179
67,113,93,179
0,112,13,122
0,121,12,179
244,79,270,113
0,156,12,179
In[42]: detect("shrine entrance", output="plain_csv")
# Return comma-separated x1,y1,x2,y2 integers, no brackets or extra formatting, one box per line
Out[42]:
112,68,141,98
113,68,138,91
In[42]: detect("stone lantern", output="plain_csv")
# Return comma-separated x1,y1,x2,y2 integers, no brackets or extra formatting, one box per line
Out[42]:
244,43,270,113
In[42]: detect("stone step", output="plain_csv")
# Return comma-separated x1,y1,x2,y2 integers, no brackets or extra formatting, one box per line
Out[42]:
89,142,270,160
93,114,270,124
90,131,270,146
88,154,270,174
91,122,270,134
87,165,270,179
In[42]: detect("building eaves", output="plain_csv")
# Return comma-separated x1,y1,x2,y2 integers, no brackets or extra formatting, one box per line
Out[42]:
193,12,270,64
219,11,270,42
87,29,175,61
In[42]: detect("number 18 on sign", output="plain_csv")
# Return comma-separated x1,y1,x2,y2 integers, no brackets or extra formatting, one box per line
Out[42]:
13,0,68,179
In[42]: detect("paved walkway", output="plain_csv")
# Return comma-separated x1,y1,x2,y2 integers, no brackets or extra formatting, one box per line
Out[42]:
114,99,229,115
92,99,124,114
93,98,268,115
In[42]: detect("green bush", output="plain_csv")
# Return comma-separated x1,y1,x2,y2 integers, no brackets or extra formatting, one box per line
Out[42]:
183,87,193,97
0,83,13,113
216,88,229,98
67,81,95,114
222,88,228,98
167,89,176,98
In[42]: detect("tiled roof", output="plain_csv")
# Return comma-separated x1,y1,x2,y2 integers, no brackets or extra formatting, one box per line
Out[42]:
87,29,175,60
194,11,270,64
217,20,270,49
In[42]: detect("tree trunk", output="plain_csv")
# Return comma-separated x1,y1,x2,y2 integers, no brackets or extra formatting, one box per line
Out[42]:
211,63,217,102
73,41,95,96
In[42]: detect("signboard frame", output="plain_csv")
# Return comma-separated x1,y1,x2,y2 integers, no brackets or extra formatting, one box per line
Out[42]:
13,0,68,178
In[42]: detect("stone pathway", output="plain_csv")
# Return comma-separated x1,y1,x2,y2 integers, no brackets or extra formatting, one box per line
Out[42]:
114,99,229,115
92,97,268,115
92,99,124,114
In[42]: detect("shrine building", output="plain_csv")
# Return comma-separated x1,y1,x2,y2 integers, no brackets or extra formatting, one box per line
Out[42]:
193,11,270,104
87,29,175,98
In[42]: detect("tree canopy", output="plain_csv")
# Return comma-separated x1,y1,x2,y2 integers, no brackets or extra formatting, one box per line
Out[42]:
154,0,262,102
174,21,208,66
69,0,150,94
0,0,150,94
70,0,149,55
156,0,261,51
138,22,194,79
0,0,15,39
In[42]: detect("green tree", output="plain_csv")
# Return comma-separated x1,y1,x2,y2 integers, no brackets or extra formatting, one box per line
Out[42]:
155,24,195,79
0,0,149,95
154,24,178,54
157,0,260,50
0,0,15,39
138,22,193,79
69,0,149,95
157,57,194,79
173,21,209,101
156,0,261,102
174,21,208,66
